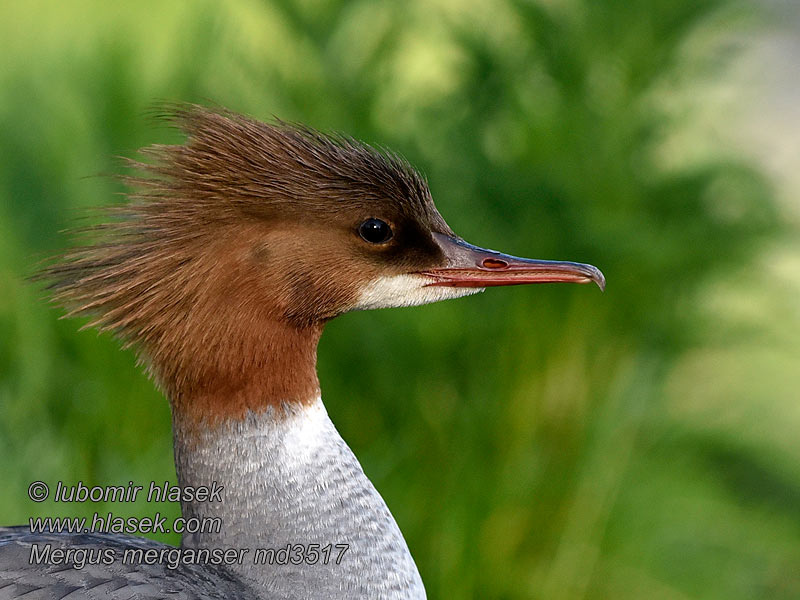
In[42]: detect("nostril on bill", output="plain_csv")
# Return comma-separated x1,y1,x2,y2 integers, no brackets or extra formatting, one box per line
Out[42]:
481,258,508,269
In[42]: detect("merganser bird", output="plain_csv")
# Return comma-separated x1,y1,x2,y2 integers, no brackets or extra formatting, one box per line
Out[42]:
0,106,604,599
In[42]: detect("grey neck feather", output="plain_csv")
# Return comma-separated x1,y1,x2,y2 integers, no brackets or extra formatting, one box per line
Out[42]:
173,399,426,600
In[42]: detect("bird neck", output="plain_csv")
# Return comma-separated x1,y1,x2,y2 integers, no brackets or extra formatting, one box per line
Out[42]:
169,325,426,599
168,319,323,430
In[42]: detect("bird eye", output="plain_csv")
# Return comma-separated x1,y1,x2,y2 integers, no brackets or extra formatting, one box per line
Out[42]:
358,218,393,244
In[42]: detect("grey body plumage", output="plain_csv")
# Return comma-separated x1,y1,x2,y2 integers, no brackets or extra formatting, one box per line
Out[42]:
0,401,425,599
175,400,425,599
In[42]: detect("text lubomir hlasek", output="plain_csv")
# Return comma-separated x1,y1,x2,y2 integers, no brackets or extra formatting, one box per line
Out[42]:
51,481,223,503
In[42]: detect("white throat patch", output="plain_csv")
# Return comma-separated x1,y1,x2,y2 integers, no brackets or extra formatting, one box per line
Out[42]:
353,274,483,310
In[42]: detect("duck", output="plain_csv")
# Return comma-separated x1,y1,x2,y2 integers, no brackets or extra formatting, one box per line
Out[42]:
0,105,604,599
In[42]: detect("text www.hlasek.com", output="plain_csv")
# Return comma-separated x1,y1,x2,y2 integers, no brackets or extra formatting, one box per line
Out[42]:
28,513,221,536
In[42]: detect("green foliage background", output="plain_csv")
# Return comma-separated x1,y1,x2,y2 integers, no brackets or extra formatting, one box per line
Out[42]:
1,1,799,598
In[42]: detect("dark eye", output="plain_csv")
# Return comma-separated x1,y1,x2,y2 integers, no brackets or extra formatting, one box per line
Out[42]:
358,218,393,244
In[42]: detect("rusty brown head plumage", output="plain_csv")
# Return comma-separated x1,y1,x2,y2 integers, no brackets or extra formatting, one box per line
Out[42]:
41,107,451,405
40,105,604,426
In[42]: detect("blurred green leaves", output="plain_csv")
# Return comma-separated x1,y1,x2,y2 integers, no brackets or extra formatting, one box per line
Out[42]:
1,0,798,598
